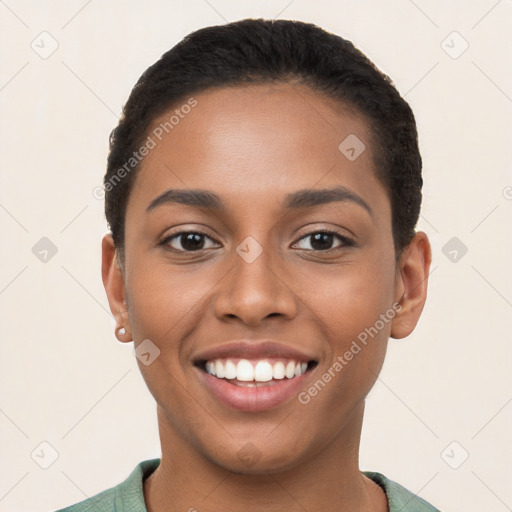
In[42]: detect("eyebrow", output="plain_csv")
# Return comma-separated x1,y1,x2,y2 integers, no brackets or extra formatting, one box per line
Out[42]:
146,185,373,217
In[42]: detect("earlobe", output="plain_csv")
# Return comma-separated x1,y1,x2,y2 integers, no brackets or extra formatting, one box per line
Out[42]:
390,231,432,339
101,234,132,342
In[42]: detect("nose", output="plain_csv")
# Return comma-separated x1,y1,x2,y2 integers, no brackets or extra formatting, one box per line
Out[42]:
212,242,299,327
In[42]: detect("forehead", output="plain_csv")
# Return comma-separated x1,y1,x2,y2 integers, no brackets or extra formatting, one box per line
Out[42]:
127,83,389,220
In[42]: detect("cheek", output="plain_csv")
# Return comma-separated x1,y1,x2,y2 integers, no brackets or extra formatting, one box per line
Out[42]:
309,256,396,389
323,277,391,368
124,255,221,402
126,258,211,342
124,259,211,431
309,250,396,338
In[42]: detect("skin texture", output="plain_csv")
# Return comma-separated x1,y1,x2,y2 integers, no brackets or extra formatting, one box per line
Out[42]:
102,83,431,512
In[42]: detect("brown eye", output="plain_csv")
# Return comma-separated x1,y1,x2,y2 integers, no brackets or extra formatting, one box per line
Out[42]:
294,231,354,252
161,231,219,252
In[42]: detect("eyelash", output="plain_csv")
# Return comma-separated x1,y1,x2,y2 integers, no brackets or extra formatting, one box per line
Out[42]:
159,229,355,254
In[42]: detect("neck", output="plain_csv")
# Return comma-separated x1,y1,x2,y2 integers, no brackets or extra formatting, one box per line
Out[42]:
144,402,388,512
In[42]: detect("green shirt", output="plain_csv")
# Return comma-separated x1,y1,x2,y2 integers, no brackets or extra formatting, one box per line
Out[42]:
56,458,441,511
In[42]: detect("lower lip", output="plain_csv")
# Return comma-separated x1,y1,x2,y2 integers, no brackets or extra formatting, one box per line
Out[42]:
196,368,312,412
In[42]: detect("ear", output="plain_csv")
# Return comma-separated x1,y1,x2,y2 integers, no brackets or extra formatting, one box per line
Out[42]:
390,231,432,339
101,234,132,342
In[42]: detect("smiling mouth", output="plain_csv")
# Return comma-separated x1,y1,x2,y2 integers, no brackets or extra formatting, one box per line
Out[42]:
195,358,318,386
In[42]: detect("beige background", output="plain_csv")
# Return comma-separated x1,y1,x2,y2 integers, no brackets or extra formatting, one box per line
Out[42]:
1,1,511,511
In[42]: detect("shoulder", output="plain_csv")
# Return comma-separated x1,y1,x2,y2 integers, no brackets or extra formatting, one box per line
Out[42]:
363,471,441,512
54,458,161,512
55,486,116,512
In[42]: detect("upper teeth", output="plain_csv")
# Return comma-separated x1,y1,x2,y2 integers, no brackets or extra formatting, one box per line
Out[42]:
205,359,308,382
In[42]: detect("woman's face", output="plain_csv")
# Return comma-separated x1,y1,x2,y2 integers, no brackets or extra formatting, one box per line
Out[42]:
104,82,426,473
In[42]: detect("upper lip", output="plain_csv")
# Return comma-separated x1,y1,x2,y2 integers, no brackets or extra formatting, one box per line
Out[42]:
192,340,318,364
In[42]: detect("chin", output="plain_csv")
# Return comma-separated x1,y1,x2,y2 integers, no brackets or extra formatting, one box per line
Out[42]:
201,435,314,476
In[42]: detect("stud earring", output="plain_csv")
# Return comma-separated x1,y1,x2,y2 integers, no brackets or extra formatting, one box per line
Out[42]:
118,327,127,336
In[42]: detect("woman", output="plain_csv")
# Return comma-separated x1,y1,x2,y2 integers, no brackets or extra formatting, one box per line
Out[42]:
58,18,438,512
